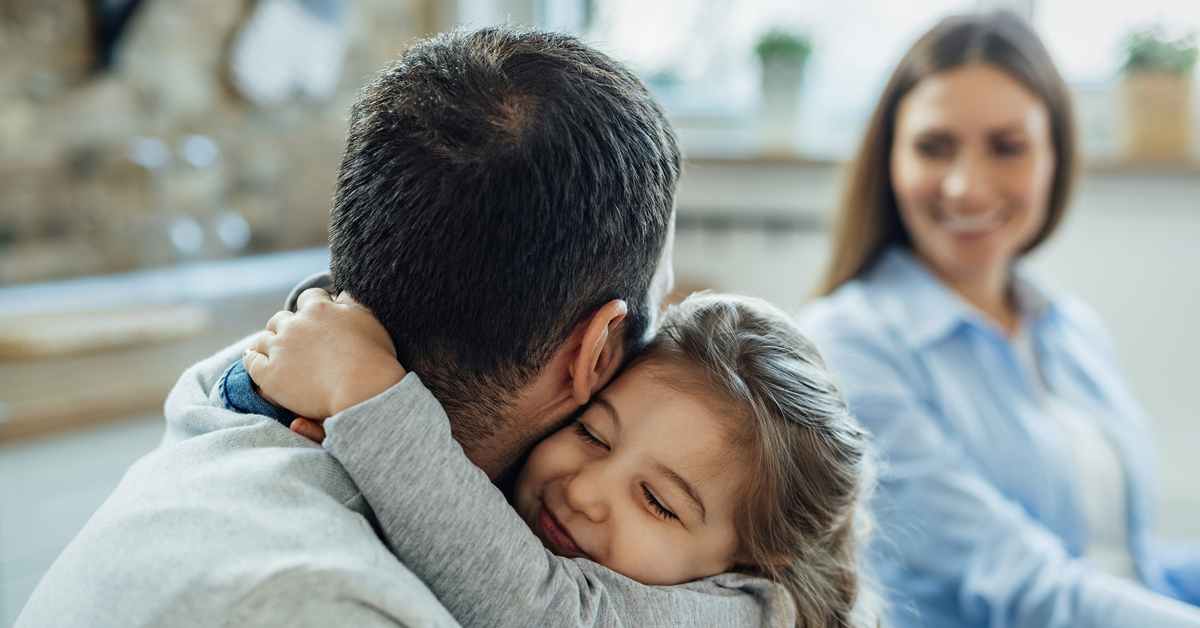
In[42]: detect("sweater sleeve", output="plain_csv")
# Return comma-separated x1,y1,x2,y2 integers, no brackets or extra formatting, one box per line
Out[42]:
321,374,783,628
806,315,1200,628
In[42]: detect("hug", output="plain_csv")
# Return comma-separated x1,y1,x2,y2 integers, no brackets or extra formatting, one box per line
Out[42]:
17,10,1200,628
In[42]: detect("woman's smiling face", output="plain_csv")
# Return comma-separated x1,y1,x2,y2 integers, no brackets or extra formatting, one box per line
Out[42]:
512,362,743,586
890,63,1057,284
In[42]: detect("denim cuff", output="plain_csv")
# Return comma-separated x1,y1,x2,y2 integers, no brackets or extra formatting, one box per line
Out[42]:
217,360,296,428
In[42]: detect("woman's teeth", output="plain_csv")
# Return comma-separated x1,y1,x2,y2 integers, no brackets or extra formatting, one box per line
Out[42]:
940,212,1004,234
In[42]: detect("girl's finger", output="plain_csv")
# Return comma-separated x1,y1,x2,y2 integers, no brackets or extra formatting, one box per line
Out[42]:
250,330,274,357
264,309,293,333
296,288,334,312
290,417,327,444
243,346,269,379
333,290,365,310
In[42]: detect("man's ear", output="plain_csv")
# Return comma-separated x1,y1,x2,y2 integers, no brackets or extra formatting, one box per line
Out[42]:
568,299,628,405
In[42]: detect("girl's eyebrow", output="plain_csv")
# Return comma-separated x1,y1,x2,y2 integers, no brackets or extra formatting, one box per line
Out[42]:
592,397,622,435
652,461,707,523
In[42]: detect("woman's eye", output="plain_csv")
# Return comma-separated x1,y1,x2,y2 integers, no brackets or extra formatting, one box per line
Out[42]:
914,139,951,158
573,421,609,450
641,484,678,521
993,140,1028,156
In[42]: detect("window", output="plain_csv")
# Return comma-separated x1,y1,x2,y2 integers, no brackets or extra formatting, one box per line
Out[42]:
1037,0,1200,84
455,0,1200,163
1037,0,1200,161
583,0,976,160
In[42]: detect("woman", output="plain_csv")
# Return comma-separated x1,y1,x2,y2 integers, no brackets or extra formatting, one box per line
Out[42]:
800,11,1200,628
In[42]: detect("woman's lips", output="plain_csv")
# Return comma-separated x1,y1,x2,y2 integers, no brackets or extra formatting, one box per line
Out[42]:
935,208,1008,235
537,505,589,559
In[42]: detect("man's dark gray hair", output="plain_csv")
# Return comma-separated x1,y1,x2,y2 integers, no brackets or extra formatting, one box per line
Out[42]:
329,26,680,450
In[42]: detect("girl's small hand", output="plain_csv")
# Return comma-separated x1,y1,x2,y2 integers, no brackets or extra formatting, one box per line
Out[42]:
289,417,327,444
243,288,407,420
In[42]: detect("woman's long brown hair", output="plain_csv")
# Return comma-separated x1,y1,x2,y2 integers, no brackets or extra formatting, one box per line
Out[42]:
817,11,1077,296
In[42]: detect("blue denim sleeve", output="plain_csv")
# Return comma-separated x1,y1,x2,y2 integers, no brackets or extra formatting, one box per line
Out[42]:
216,360,295,428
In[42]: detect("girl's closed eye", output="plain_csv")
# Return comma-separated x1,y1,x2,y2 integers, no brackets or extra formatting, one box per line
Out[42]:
574,421,608,450
641,484,678,521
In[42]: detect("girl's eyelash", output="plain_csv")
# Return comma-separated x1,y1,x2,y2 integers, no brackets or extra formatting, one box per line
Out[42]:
642,484,678,521
573,421,608,449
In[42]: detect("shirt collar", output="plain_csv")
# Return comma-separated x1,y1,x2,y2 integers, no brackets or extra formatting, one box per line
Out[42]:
1010,259,1059,322
864,247,1062,349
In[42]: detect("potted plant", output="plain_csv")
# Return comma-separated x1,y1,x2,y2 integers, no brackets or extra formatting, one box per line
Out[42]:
755,30,812,156
1119,27,1198,164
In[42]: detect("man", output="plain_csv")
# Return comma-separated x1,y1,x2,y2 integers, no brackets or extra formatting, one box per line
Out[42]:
18,27,775,627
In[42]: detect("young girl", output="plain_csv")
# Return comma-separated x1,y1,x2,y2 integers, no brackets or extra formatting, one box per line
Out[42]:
247,292,880,627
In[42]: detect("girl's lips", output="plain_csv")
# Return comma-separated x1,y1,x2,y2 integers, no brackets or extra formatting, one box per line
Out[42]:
537,505,589,559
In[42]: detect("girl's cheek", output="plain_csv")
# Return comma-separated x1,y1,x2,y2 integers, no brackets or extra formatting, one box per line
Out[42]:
534,432,588,478
514,439,560,499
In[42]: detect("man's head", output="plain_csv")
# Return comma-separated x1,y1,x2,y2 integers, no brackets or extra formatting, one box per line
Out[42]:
329,27,680,477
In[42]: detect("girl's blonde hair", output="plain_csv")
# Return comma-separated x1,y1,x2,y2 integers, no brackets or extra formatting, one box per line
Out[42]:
635,293,881,627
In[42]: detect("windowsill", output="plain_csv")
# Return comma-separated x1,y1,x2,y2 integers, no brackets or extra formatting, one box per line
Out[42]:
684,153,1200,178
0,248,331,443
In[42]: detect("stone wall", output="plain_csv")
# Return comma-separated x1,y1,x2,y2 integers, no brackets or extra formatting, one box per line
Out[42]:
0,0,431,285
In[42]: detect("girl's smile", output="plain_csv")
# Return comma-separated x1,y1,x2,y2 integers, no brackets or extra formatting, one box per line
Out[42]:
536,504,589,560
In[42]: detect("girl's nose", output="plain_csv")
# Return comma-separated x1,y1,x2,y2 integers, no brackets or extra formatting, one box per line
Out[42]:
562,463,610,523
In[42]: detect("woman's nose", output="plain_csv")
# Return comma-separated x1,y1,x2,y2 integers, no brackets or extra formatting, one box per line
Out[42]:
942,151,991,205
562,463,610,522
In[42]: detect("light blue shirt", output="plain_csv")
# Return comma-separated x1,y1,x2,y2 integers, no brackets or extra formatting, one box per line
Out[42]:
800,247,1200,628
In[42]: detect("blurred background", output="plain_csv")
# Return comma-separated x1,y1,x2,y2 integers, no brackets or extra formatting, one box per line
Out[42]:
0,0,1198,624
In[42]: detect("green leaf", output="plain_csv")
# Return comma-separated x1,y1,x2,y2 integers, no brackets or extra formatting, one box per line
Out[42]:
1123,27,1198,76
755,31,812,65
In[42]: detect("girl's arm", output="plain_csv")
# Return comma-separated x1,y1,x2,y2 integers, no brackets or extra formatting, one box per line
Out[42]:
246,291,785,628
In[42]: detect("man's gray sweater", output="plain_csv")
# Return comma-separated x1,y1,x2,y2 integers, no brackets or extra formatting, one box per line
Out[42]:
18,336,785,627
17,340,457,628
